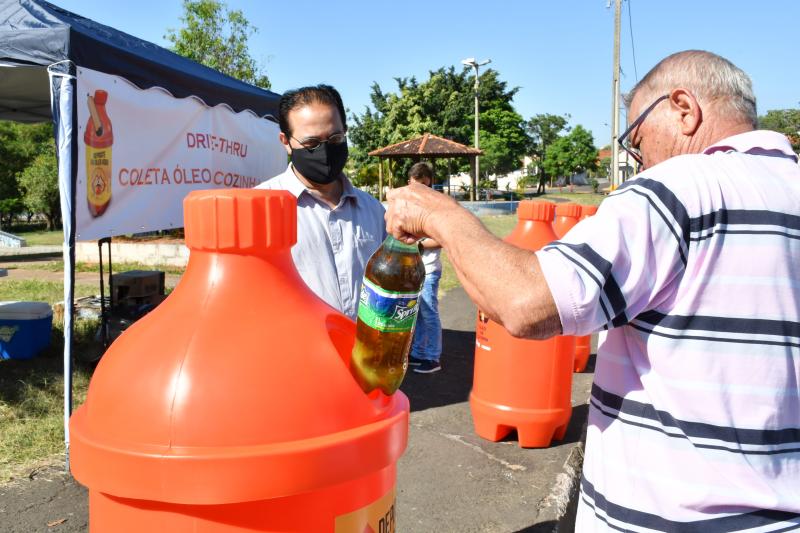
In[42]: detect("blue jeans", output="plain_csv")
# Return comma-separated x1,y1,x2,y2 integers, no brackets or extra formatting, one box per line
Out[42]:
411,270,442,362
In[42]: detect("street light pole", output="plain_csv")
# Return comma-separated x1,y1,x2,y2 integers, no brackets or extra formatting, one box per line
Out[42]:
610,0,621,189
462,57,491,201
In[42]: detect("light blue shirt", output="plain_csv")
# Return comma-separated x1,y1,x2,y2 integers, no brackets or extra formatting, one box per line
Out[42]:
256,164,386,319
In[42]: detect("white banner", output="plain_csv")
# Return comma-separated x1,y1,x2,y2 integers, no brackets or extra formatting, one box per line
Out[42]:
75,67,286,241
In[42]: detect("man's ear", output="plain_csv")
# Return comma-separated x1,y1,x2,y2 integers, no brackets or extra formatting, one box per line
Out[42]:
670,88,702,136
279,132,292,155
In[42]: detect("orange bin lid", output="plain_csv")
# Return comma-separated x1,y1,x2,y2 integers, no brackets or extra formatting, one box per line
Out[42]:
554,203,581,219
70,189,409,505
516,200,555,222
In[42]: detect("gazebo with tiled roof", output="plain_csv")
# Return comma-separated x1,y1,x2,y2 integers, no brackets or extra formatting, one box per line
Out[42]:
368,133,483,201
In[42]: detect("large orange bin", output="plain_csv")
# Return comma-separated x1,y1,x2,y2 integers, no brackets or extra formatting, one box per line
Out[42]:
70,189,409,532
552,203,590,373
471,201,575,448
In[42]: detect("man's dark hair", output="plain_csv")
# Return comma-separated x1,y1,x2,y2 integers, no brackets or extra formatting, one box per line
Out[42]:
278,84,347,138
408,161,434,181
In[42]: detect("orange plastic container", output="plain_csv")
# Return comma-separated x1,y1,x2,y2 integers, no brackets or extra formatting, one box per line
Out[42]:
552,203,589,372
552,202,581,238
471,201,575,448
70,189,409,533
580,204,598,220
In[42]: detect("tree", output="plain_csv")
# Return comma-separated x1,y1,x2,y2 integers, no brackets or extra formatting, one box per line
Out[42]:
758,109,800,152
542,125,598,184
0,121,53,228
349,67,529,184
525,113,570,193
478,108,529,177
18,142,61,230
165,0,270,89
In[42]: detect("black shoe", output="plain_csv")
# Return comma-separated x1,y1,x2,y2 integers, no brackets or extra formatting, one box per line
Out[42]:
409,356,424,367
413,360,441,373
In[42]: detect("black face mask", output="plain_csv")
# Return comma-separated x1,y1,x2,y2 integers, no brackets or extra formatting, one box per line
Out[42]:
291,141,349,185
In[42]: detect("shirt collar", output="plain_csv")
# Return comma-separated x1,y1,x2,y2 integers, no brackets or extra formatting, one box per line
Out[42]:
280,164,360,204
703,130,798,162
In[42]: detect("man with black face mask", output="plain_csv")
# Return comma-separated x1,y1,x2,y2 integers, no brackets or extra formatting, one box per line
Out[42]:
256,84,386,320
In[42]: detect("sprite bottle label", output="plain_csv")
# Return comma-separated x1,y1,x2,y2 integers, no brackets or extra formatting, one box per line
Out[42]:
357,278,421,333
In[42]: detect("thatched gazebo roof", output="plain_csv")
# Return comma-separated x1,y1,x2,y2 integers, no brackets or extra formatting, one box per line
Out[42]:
368,133,482,159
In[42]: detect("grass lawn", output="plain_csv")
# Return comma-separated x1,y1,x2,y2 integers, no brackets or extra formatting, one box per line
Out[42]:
0,279,97,304
13,260,186,276
0,279,101,480
439,214,518,295
0,320,97,481
540,192,606,206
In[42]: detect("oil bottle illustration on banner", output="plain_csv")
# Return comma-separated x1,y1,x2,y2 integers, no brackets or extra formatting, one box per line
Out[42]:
84,89,113,217
350,236,425,396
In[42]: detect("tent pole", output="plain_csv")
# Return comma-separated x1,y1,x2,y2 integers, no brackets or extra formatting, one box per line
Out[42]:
48,62,77,473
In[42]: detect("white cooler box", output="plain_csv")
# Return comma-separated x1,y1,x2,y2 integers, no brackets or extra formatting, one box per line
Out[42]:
0,301,53,360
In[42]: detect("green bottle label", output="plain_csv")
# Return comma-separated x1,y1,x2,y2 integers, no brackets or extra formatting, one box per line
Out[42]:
357,278,421,333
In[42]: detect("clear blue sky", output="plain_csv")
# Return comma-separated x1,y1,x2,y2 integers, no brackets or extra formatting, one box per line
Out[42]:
55,0,800,148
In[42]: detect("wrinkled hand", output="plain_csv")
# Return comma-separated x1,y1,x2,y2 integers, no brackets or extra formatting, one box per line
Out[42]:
385,182,459,244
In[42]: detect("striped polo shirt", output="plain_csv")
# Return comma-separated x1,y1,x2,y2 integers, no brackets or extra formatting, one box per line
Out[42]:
536,130,800,532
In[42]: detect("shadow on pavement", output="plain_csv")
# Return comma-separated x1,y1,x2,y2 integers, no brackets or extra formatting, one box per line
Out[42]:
514,521,558,532
400,328,475,412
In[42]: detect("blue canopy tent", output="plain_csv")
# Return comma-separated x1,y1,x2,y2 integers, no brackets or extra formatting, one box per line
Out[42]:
0,0,281,468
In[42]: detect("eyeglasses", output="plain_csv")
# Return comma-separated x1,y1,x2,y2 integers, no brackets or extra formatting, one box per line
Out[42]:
291,132,347,151
618,94,669,167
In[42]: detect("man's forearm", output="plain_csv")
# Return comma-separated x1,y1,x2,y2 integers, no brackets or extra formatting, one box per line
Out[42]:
430,207,562,339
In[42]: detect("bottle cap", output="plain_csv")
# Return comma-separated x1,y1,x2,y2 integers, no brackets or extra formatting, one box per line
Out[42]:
555,203,582,219
94,90,108,106
183,189,297,252
517,200,556,222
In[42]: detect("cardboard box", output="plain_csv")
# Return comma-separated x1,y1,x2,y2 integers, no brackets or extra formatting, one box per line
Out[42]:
111,270,165,306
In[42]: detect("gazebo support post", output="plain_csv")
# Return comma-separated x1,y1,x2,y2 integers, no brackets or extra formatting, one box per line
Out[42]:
470,155,477,202
378,157,383,201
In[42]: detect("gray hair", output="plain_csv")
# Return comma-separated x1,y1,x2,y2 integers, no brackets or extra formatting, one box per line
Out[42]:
623,50,757,127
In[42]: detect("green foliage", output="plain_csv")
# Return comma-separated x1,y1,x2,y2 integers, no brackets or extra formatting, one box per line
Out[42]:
165,0,271,89
758,109,800,151
524,113,570,188
0,121,53,227
596,156,612,179
542,125,598,182
350,160,380,191
479,108,529,176
349,67,528,180
18,143,61,230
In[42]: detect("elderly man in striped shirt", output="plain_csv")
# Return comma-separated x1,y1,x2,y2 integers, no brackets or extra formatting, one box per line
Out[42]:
385,50,800,532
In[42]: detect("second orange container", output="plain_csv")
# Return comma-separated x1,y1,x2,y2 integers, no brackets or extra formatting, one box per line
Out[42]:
471,201,575,448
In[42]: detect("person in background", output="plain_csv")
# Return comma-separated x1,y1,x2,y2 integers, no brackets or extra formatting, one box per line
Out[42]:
257,85,386,320
406,162,443,374
384,51,800,531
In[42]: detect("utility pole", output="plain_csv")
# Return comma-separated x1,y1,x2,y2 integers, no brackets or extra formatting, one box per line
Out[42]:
610,0,621,189
462,57,491,201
